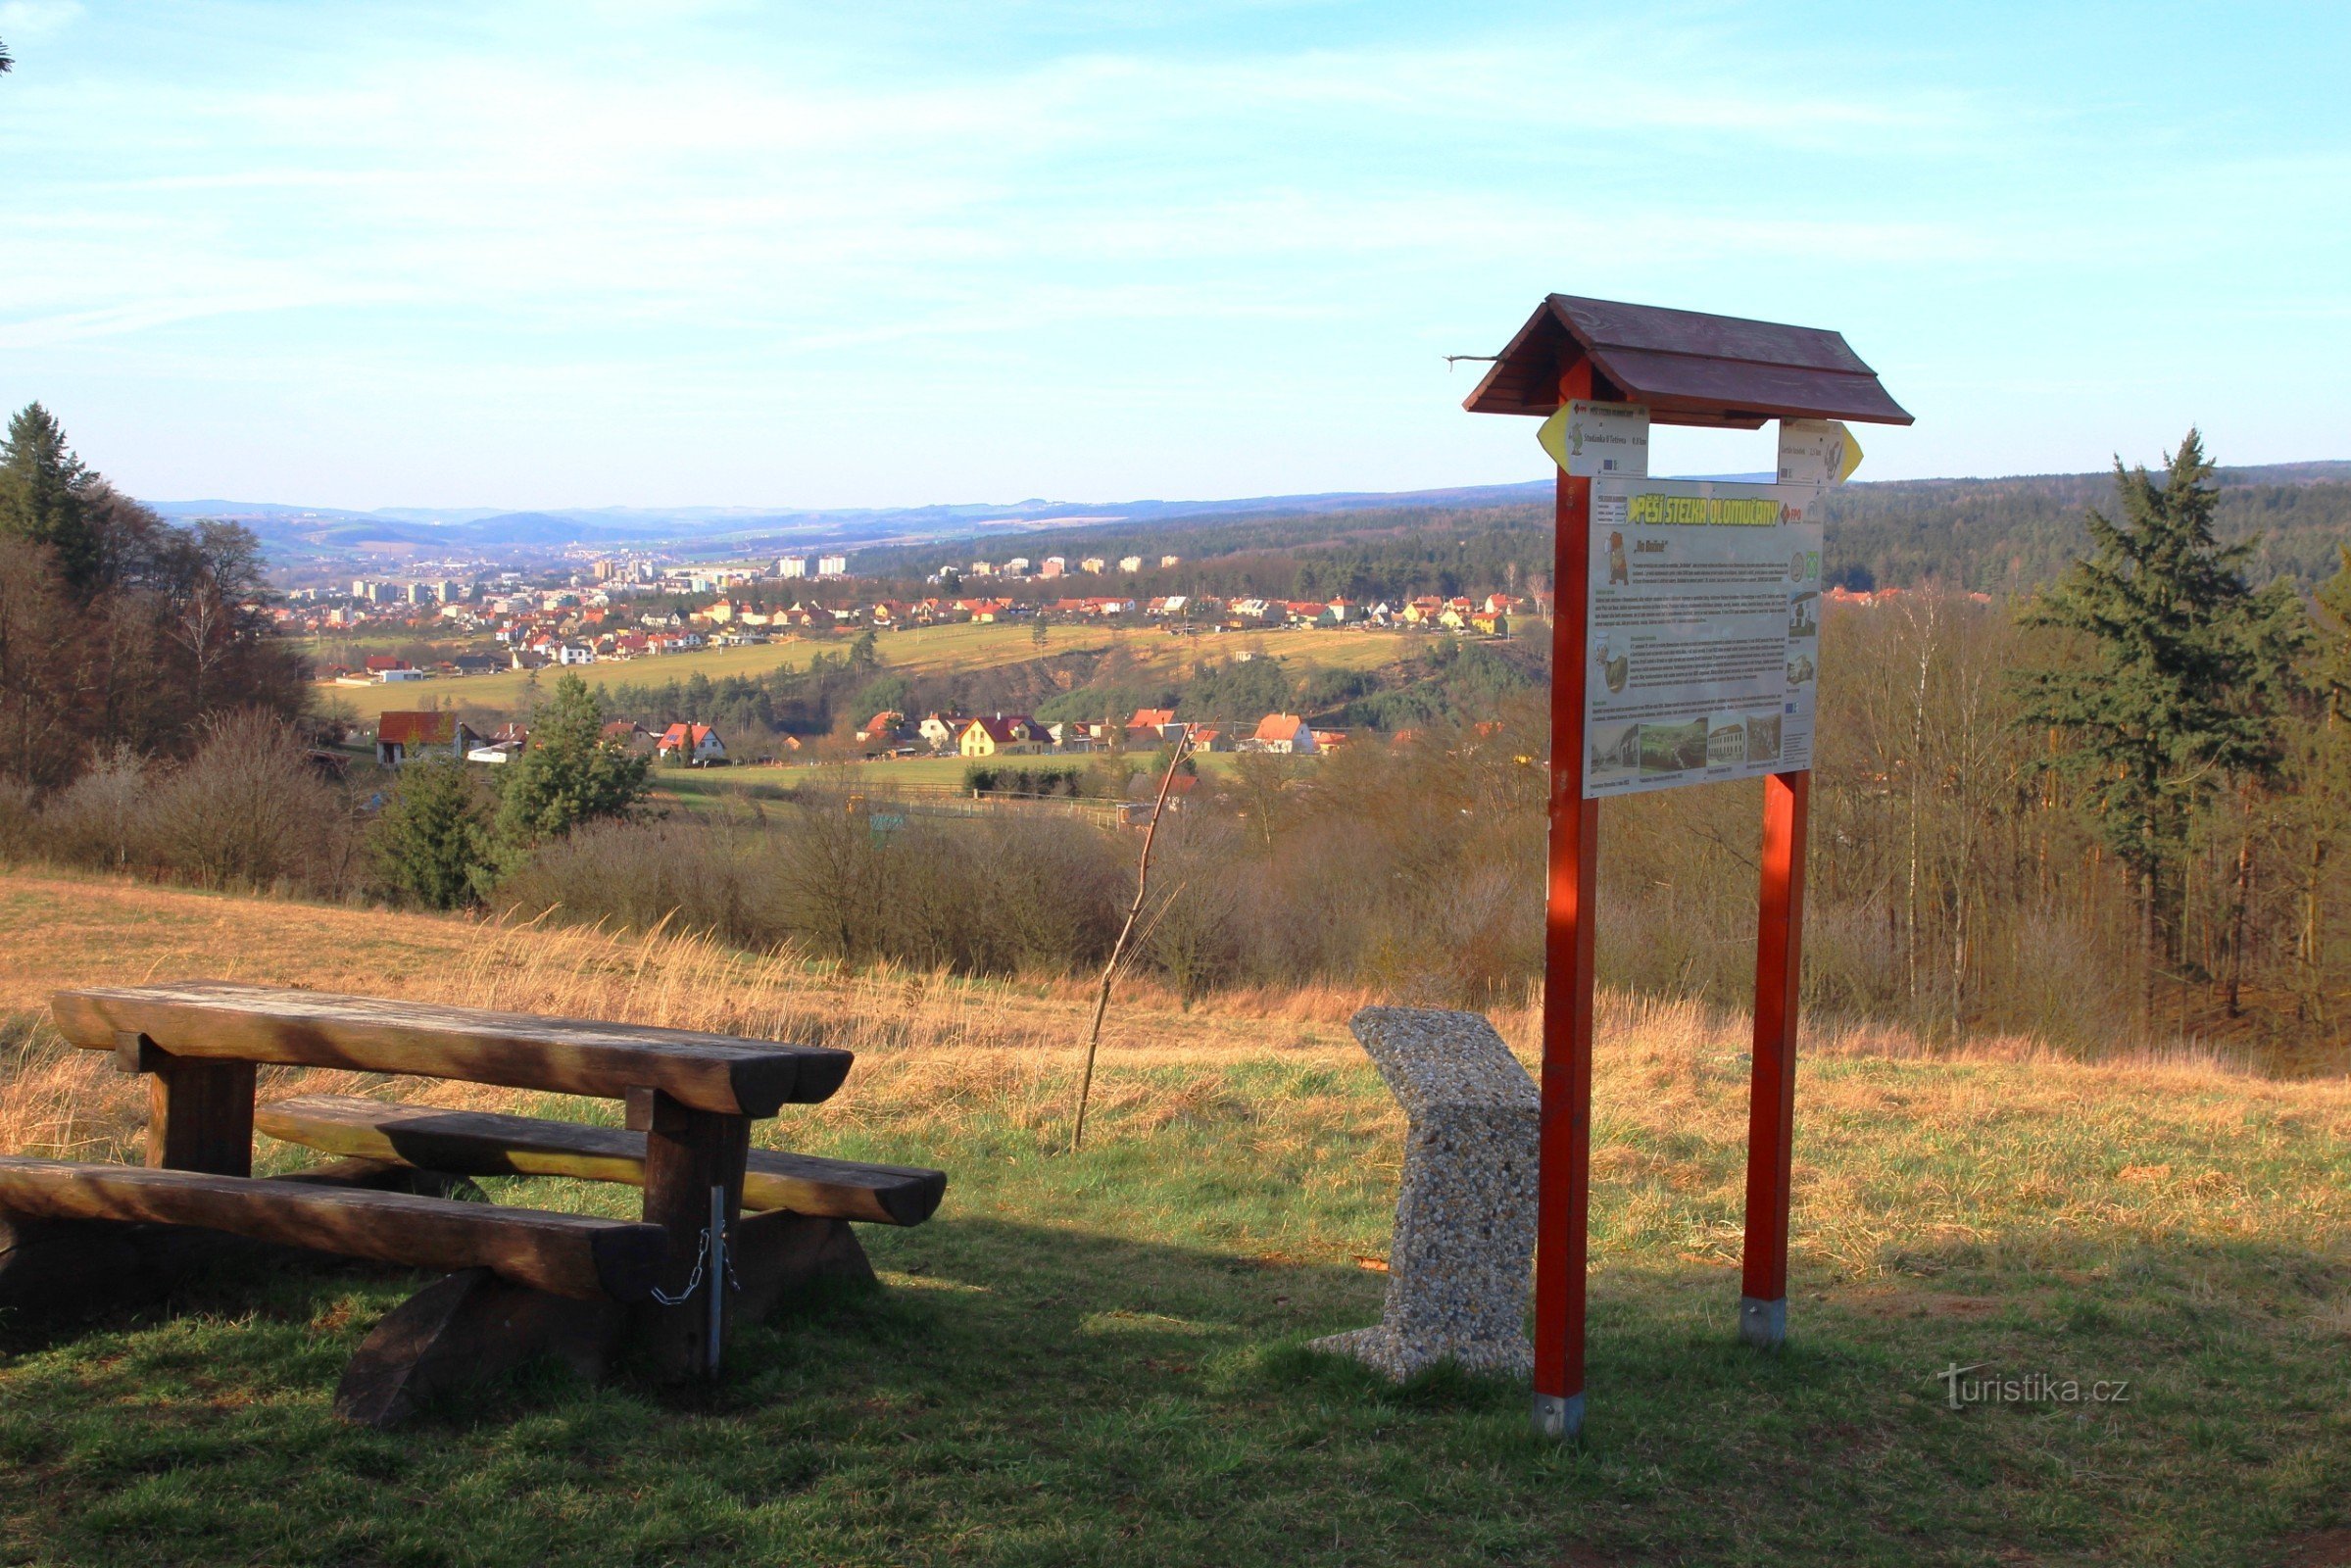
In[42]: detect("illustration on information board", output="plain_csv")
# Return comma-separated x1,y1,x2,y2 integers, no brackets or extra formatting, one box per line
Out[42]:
1594,632,1629,694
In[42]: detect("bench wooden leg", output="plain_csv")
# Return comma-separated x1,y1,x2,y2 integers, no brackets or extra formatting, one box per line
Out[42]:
336,1266,625,1428
729,1210,875,1324
630,1090,748,1380
117,1031,254,1177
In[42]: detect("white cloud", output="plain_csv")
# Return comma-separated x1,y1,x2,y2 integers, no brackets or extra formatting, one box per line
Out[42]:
0,0,82,39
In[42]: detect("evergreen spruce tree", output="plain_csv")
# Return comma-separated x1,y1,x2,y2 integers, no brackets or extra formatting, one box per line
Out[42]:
2313,545,2351,720
369,759,494,909
494,672,651,851
2017,429,2301,1028
0,403,104,599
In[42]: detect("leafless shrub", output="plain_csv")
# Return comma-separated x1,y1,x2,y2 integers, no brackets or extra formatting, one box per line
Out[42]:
145,709,347,891
40,743,152,869
0,775,36,862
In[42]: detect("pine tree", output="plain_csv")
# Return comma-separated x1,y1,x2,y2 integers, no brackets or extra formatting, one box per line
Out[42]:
0,403,103,599
2017,429,2303,1028
369,760,494,909
493,672,651,850
2314,545,2351,720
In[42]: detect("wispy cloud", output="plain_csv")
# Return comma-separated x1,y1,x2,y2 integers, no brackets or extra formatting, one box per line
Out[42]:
0,2,2344,504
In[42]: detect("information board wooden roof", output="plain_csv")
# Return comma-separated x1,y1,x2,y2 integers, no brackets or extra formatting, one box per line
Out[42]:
1462,294,1912,429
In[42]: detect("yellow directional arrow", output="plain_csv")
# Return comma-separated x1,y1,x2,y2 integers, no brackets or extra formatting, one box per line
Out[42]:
1537,405,1577,472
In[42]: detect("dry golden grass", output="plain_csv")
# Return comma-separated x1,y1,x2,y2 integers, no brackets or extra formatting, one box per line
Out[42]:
6,861,2344,1279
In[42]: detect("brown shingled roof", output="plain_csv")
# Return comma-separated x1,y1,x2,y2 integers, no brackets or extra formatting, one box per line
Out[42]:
375,710,456,747
1462,294,1911,430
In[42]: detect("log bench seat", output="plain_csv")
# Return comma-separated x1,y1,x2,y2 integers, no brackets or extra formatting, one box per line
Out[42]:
18,980,947,1424
255,1095,948,1227
0,1155,666,1300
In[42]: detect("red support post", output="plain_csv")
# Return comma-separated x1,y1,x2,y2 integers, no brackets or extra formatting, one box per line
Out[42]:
1533,362,1598,1441
1739,767,1810,1348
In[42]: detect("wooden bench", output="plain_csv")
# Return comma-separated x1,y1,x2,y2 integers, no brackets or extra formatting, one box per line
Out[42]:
255,1095,947,1227
12,981,946,1426
0,1157,665,1300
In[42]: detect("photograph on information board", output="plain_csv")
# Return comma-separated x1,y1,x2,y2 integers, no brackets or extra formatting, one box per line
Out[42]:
1582,477,1823,799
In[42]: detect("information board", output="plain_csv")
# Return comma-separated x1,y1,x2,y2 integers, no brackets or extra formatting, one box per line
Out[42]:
1582,476,1823,798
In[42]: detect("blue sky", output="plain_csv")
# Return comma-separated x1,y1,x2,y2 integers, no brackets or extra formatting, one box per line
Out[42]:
1,1,2345,512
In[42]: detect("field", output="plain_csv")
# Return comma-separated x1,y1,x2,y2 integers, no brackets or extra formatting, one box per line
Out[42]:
309,622,1425,720
1,867,2347,1565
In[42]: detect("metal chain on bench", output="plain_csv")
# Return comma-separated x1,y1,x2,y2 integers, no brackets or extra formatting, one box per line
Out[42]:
647,1191,746,1307
649,1225,711,1306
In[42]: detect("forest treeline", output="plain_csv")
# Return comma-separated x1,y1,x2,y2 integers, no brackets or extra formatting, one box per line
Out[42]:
0,405,306,790
844,462,2351,609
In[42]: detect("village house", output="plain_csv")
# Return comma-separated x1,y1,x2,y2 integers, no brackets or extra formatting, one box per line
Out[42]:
374,711,482,766
958,714,1042,758
917,712,971,751
602,720,657,755
1126,708,1178,742
656,723,728,765
1247,713,1317,755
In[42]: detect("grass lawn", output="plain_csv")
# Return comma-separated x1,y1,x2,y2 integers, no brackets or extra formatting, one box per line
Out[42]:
308,623,1425,720
0,870,2345,1565
649,752,1259,813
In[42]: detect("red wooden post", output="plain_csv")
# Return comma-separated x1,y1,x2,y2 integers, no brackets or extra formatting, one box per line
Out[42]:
1533,362,1598,1441
1739,767,1810,1347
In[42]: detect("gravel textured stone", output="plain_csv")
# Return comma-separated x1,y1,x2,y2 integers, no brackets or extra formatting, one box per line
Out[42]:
1311,1005,1539,1382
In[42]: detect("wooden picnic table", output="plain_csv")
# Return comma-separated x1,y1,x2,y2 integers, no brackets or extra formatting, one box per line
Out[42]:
0,981,947,1426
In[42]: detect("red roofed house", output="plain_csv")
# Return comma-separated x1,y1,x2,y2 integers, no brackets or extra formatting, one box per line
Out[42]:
1249,713,1317,755
958,714,1041,758
1126,708,1176,741
375,710,480,766
657,723,728,764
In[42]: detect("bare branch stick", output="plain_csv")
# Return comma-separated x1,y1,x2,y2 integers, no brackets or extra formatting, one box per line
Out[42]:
1070,735,1191,1152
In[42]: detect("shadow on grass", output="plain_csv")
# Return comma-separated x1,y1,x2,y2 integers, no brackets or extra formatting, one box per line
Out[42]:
1,1214,2346,1566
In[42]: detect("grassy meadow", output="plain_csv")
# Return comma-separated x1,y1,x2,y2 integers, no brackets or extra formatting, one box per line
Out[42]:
0,868,2347,1565
310,621,1417,720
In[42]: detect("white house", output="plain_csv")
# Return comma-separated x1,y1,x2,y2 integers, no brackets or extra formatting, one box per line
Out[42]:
657,722,728,764
1249,712,1316,755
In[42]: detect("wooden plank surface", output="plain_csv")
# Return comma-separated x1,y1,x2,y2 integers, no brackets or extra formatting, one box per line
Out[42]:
256,1095,946,1225
0,1156,666,1301
51,982,852,1117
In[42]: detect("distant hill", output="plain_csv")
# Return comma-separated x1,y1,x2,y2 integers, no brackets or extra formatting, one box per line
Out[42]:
150,460,2351,582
